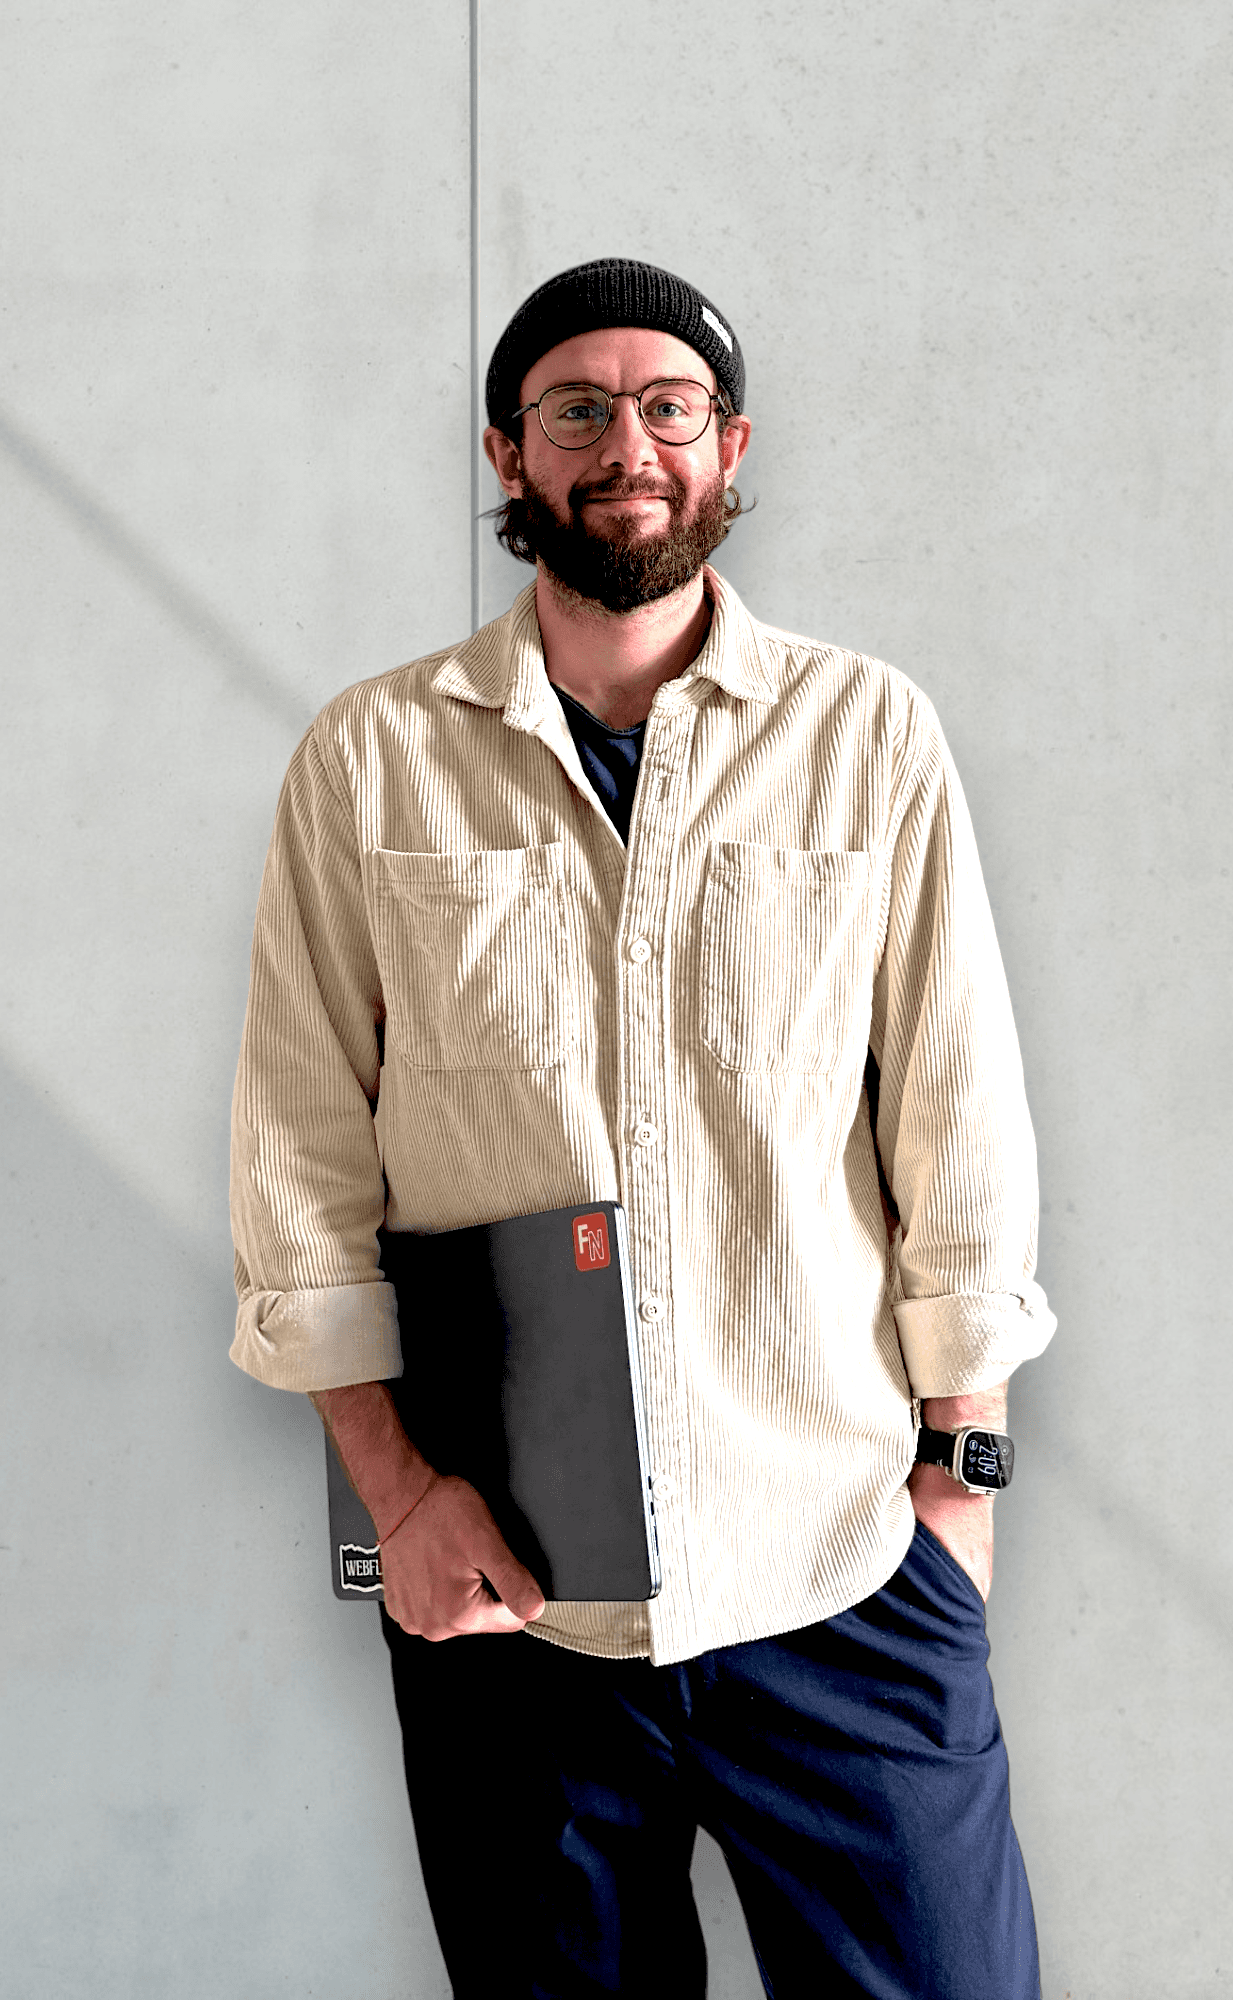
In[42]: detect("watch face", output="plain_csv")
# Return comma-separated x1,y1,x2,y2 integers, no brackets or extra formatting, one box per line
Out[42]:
958,1430,1014,1490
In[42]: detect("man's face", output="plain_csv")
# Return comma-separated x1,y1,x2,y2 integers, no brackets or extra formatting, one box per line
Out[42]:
485,327,751,613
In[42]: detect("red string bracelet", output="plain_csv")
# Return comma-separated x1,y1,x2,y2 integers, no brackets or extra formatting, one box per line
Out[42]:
377,1484,433,1549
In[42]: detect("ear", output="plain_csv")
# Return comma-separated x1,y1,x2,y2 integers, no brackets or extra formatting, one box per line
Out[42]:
719,412,752,487
484,424,524,499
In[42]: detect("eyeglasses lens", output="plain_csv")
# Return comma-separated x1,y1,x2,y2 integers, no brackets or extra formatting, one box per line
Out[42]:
537,381,712,448
538,388,611,447
638,381,712,444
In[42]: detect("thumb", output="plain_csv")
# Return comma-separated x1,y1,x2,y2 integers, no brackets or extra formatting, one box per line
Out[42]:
479,1537,546,1623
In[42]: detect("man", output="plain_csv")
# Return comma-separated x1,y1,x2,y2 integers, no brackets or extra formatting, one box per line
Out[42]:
230,258,1055,1997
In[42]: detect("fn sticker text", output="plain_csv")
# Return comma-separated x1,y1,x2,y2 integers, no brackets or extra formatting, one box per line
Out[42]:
573,1212,610,1271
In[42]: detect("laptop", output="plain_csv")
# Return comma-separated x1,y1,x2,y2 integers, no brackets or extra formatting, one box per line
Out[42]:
327,1201,661,1605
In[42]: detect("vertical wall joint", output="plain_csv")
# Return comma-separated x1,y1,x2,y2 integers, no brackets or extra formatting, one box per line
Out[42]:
469,0,482,632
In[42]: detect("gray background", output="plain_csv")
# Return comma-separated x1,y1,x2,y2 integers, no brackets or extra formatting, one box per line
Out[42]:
2,4,1230,1996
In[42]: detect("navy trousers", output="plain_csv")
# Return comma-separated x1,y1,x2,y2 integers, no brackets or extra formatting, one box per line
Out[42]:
381,1523,1040,1998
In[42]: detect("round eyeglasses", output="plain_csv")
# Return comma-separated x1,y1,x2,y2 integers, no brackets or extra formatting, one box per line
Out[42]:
511,378,728,450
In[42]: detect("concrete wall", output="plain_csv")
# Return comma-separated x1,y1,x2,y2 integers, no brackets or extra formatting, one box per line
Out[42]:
3,4,1230,1995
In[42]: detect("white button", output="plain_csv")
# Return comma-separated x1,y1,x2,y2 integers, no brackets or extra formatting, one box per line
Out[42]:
633,1120,660,1149
628,937,652,963
651,1472,676,1500
639,1294,665,1323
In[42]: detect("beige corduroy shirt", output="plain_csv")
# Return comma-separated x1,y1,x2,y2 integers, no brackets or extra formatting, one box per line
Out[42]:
230,568,1055,1666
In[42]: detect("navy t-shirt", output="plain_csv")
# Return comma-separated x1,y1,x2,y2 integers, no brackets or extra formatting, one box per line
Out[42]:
551,685,646,844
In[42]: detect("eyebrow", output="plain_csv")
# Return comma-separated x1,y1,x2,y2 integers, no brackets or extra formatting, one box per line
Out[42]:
535,374,718,394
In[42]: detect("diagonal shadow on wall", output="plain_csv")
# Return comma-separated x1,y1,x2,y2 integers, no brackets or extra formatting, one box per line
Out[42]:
0,402,312,736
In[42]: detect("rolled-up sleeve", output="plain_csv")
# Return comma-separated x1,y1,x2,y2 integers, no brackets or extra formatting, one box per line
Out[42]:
229,724,401,1392
869,697,1056,1397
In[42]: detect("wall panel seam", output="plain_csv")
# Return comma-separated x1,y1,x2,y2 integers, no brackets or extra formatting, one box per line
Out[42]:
470,0,482,632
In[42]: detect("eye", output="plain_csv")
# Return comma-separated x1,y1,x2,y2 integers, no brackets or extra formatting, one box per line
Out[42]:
641,381,710,432
544,389,609,430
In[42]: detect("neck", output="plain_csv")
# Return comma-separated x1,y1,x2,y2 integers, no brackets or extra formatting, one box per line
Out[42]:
534,564,712,729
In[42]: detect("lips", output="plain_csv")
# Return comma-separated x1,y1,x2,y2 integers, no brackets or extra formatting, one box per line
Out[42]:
581,491,672,503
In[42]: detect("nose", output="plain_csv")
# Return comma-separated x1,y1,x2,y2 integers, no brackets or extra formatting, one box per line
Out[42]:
596,393,659,473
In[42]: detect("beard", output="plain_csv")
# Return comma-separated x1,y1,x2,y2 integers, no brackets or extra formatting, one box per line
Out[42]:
517,461,730,614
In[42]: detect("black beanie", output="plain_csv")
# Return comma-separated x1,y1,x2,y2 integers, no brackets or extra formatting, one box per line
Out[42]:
485,257,745,429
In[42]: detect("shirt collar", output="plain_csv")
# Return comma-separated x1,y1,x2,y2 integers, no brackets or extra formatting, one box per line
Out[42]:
686,567,779,704
428,564,779,729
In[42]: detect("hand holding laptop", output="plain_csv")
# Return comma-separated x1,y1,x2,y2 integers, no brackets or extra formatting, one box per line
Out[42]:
312,1380,545,1637
378,1470,546,1639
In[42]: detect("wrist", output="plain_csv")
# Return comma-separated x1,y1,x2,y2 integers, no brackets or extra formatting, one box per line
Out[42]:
310,1382,438,1539
376,1475,440,1547
920,1384,1008,1434
909,1461,995,1506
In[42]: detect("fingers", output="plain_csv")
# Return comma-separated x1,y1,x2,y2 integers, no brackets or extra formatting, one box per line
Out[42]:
409,1575,532,1641
444,1481,546,1624
421,1576,535,1641
478,1546,546,1626
379,1474,546,1640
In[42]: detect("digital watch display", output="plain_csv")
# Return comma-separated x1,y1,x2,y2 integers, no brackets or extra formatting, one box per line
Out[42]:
914,1425,1014,1493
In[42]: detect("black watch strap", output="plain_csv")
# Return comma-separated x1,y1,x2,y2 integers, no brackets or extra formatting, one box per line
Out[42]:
915,1425,963,1474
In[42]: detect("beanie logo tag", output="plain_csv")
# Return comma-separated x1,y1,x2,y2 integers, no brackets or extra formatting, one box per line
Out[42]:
700,306,733,352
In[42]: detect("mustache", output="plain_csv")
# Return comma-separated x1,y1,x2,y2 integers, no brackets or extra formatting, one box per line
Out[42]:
571,475,683,504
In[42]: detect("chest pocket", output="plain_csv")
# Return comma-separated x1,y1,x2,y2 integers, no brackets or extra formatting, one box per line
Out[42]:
699,844,874,1075
371,844,578,1071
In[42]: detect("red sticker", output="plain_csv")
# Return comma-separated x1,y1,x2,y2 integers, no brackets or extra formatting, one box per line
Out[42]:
573,1212,610,1271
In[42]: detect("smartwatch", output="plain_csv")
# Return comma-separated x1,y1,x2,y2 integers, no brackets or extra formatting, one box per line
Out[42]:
914,1425,1014,1493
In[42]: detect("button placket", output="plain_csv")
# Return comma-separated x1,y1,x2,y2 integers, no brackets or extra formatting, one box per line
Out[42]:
616,702,699,1654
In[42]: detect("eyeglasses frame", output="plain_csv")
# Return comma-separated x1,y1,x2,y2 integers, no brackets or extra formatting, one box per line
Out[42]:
509,377,733,451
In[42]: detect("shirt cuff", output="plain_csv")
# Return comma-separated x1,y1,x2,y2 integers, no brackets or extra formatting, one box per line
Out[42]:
230,1282,402,1393
892,1280,1057,1398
